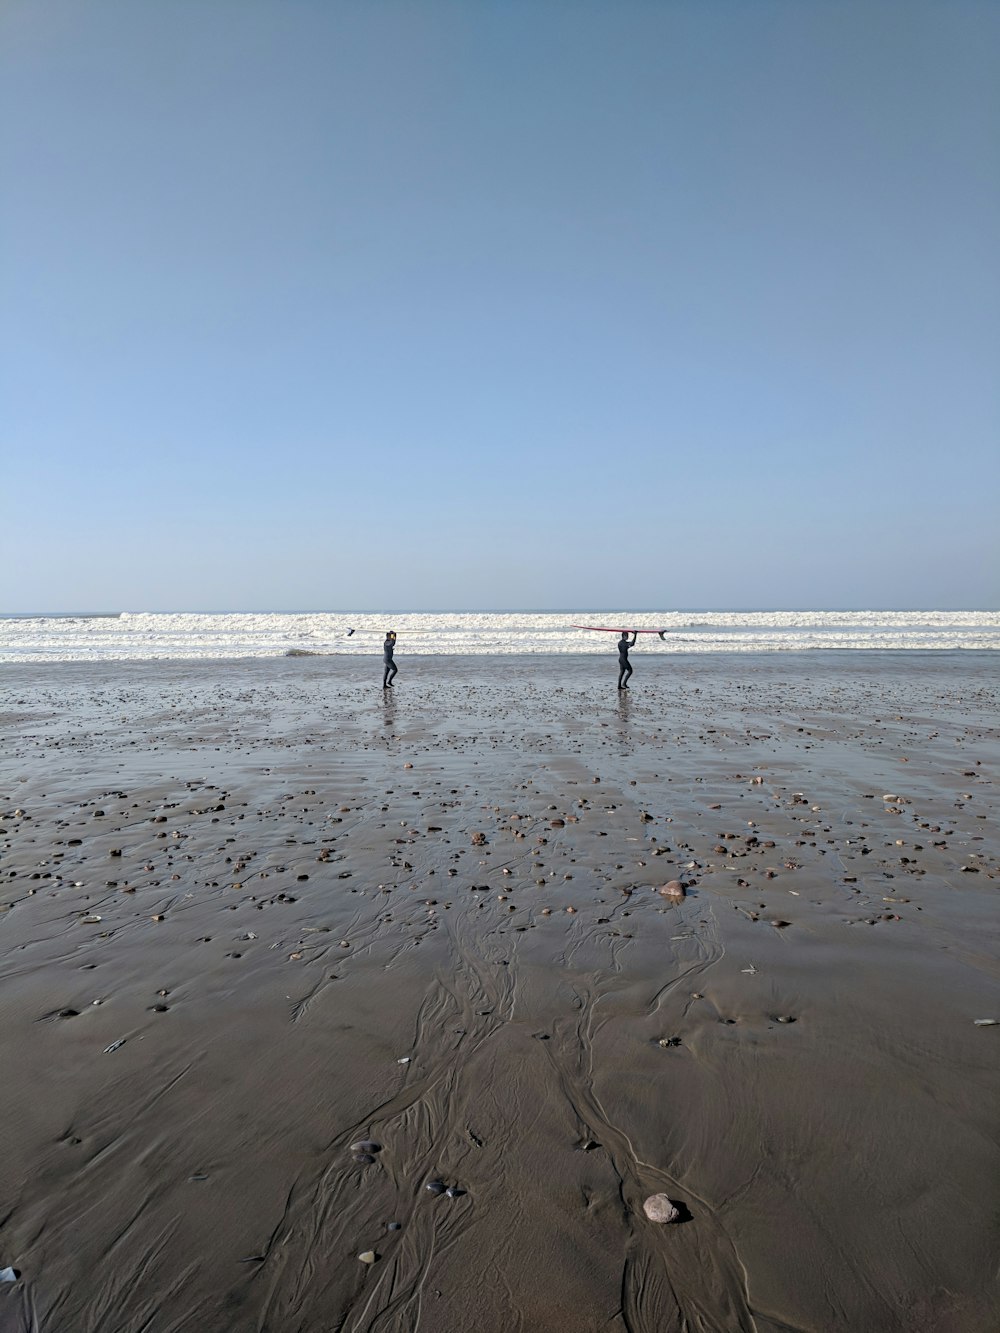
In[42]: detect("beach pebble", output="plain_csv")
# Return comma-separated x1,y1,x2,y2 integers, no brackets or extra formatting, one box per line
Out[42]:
643,1194,681,1224
973,1018,998,1026
0,1267,19,1282
659,881,685,898
358,1251,377,1264
351,1140,382,1154
425,1179,446,1194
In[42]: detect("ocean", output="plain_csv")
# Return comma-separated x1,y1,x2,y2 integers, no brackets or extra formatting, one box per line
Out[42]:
1,610,998,662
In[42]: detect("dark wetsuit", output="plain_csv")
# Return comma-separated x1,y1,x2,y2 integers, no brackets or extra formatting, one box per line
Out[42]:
617,632,636,689
382,635,398,687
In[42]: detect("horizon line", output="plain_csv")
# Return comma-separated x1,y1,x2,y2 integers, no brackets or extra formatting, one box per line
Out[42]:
4,607,999,617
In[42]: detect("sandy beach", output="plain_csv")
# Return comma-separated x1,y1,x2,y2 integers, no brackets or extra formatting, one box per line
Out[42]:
1,652,998,1333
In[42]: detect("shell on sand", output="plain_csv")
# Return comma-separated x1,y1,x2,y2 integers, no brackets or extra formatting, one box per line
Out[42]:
643,1193,681,1223
658,881,685,898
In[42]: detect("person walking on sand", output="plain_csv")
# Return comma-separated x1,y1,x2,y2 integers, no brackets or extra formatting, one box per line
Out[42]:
382,631,398,688
617,629,637,690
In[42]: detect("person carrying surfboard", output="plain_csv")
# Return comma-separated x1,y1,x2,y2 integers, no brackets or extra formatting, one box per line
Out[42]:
617,630,637,689
382,631,398,688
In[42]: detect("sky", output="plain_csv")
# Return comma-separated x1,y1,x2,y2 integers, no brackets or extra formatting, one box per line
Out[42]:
2,0,998,612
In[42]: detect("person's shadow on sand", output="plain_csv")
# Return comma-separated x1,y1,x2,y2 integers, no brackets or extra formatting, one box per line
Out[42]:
615,689,631,748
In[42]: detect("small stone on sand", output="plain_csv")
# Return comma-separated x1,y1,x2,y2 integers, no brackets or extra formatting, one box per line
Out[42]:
643,1193,681,1223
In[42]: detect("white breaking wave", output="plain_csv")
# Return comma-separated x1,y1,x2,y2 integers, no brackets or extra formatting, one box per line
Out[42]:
0,610,998,662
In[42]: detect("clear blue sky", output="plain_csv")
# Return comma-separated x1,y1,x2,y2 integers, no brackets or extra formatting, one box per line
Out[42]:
2,0,997,611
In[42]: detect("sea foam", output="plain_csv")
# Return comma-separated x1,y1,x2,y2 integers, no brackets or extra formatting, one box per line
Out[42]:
0,610,998,662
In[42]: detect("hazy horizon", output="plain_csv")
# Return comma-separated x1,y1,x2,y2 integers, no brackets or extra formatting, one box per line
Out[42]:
4,604,998,617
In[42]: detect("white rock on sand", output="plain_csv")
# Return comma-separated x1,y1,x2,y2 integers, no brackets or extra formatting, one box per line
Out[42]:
643,1194,681,1223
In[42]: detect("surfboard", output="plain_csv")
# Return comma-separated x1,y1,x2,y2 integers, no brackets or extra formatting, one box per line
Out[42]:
573,625,673,635
345,629,430,636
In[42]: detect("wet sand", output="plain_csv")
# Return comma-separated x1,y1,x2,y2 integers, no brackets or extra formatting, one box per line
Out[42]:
1,652,998,1333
